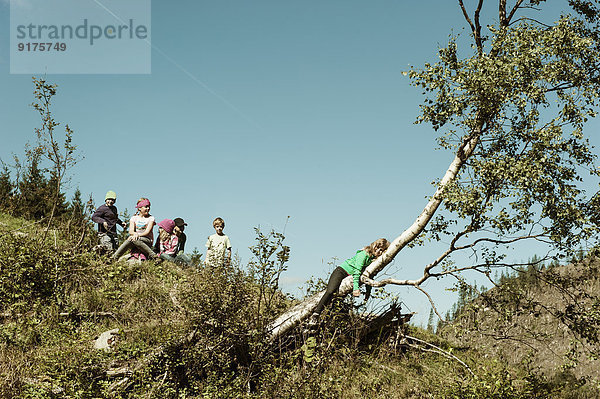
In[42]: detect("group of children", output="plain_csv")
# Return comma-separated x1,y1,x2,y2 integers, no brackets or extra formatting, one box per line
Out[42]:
92,190,391,319
91,191,232,266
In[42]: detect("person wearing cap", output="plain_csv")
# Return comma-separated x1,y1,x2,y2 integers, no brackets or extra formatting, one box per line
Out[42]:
173,217,192,265
91,190,127,252
173,217,188,254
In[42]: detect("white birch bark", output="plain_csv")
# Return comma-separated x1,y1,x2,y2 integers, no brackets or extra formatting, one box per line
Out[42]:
267,132,481,341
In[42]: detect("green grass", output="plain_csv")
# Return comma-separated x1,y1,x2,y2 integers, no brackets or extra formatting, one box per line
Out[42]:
0,212,36,234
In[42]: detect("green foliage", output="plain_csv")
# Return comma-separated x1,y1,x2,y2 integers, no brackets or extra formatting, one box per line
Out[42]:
405,1,600,304
0,234,81,311
247,227,291,329
13,151,53,220
444,279,481,325
443,363,545,399
301,336,317,363
2,210,600,398
1,77,79,233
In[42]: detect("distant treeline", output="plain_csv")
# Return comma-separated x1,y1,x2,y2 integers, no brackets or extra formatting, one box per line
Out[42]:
0,154,89,225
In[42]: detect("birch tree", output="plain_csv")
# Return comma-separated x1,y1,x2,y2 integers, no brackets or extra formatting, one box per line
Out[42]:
269,0,600,340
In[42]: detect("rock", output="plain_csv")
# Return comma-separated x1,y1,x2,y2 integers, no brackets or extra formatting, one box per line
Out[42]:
93,328,120,351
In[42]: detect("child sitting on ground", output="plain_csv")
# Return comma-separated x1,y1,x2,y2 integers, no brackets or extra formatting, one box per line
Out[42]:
156,218,178,260
111,197,157,261
172,218,192,265
205,217,231,266
153,217,192,265
173,218,188,255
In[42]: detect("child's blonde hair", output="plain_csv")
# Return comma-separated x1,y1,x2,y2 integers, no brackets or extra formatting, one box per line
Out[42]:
213,217,225,228
364,238,390,257
159,227,171,243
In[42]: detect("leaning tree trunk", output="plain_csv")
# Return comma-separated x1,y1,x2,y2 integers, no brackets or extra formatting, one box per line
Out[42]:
267,132,481,341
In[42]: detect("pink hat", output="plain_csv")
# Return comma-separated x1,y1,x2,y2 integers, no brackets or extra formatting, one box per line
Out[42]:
158,219,175,234
136,199,151,208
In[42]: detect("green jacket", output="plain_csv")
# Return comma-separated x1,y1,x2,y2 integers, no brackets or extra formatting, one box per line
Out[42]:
340,250,373,291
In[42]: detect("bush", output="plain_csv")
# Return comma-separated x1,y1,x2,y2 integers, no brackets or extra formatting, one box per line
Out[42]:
0,234,72,311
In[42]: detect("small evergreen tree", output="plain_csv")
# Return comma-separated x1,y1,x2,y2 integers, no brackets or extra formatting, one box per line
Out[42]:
67,188,85,222
0,163,13,211
45,169,68,219
117,208,132,243
427,307,436,333
16,150,49,220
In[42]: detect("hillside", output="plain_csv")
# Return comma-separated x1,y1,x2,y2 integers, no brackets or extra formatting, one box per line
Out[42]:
1,211,600,398
440,257,600,392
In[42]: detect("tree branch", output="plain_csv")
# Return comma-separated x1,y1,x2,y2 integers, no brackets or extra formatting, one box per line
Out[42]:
458,0,477,36
474,0,485,51
404,334,474,375
507,0,525,25
415,285,446,322
267,130,482,340
458,0,484,52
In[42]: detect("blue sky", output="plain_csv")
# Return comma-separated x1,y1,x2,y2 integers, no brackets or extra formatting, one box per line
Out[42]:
0,0,593,325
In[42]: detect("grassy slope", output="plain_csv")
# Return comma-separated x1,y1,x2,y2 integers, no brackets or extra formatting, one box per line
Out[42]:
1,211,599,398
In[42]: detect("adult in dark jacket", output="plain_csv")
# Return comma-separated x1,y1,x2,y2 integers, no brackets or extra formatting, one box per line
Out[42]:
91,190,127,252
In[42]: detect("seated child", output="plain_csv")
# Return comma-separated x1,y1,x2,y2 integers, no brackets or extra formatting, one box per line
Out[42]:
153,217,192,266
173,218,188,254
111,198,157,261
172,218,192,265
156,219,178,260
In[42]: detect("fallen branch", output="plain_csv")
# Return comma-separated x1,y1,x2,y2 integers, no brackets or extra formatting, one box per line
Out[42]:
404,334,474,376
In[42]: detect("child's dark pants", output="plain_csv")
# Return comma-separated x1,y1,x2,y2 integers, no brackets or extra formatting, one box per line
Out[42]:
314,266,349,314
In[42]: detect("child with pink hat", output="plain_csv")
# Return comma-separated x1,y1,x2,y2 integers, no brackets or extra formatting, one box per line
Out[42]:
156,218,192,266
157,219,178,259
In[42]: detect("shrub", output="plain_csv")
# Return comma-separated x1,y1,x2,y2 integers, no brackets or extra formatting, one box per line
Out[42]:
0,234,69,310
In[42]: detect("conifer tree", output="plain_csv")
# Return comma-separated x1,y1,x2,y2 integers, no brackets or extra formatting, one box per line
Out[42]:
16,151,48,220
0,164,13,211
68,188,85,222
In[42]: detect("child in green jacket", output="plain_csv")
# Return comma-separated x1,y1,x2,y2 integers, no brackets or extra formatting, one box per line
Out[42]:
313,238,390,316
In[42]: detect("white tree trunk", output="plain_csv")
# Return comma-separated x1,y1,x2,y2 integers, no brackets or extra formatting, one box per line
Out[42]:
267,133,481,341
